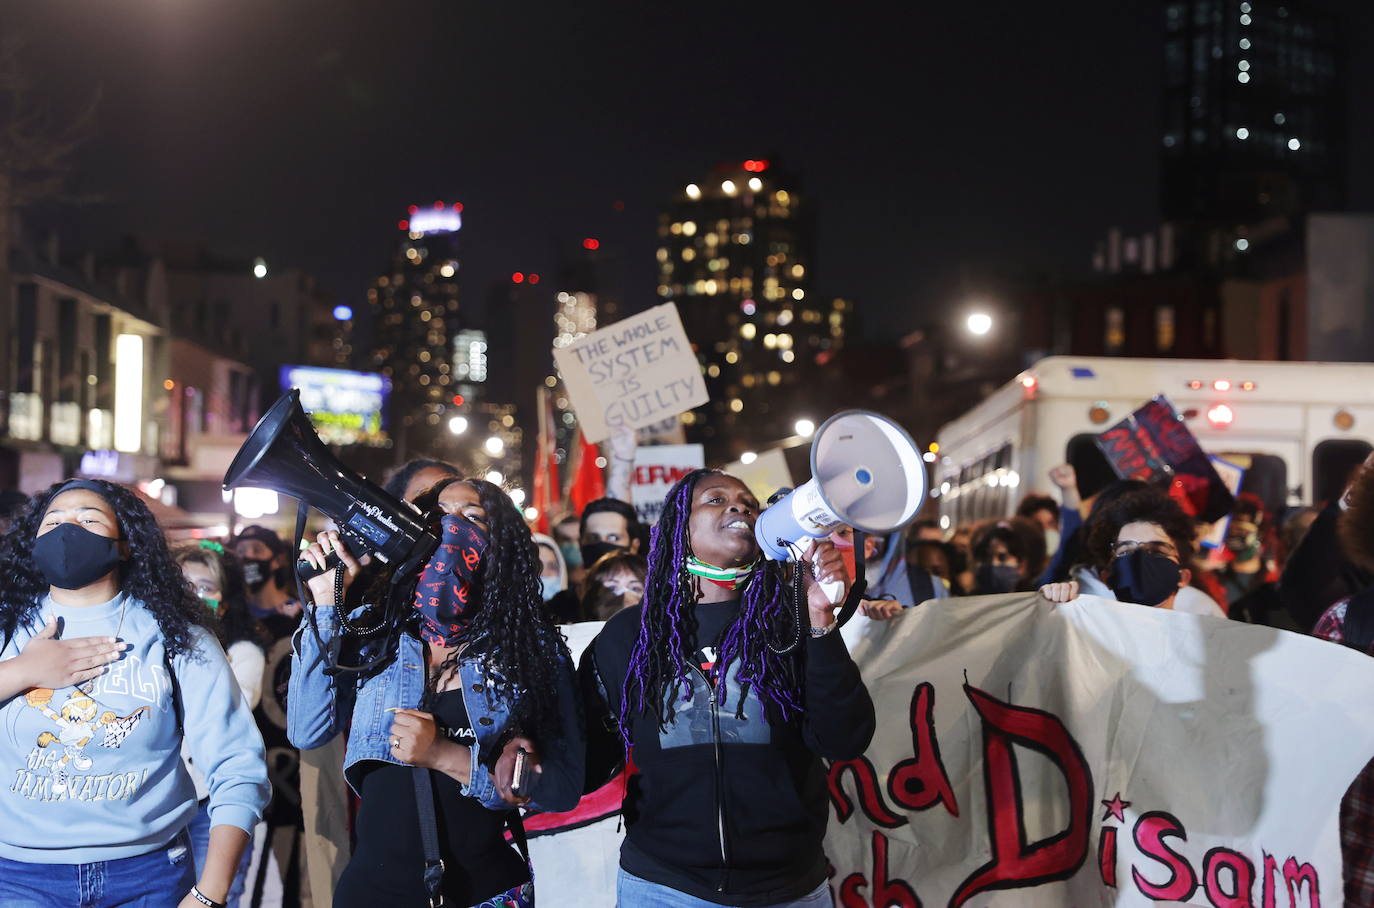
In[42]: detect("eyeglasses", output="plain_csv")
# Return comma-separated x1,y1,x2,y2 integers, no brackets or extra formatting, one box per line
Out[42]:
1110,539,1179,561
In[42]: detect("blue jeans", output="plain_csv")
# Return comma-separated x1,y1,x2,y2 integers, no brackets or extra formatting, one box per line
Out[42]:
616,869,833,907
186,801,252,907
0,830,196,907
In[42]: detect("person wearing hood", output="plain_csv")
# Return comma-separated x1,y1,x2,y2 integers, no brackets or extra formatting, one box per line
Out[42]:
832,527,946,620
533,533,569,600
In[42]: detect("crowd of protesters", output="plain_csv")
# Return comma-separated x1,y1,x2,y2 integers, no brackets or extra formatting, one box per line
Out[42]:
4,432,1374,906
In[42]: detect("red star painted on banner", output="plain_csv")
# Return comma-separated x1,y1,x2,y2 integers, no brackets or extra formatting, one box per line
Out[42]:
1101,793,1131,823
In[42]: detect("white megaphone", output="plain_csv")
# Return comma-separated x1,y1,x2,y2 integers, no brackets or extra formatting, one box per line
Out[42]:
755,410,927,603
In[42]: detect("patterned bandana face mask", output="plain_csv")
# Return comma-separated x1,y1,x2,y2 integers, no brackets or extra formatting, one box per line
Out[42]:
413,514,490,646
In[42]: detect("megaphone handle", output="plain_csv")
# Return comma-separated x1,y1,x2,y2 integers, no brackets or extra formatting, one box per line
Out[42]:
296,551,340,581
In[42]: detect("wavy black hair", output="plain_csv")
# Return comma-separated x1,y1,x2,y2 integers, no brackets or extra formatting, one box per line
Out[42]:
0,480,208,657
414,478,571,749
1086,486,1198,571
620,469,804,747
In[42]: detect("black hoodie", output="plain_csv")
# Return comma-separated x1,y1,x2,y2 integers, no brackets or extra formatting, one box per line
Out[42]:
580,598,876,905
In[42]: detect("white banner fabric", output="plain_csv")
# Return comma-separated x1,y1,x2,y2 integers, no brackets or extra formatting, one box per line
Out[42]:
531,594,1374,907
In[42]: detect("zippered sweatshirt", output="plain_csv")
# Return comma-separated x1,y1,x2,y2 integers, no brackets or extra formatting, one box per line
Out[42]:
0,593,270,863
581,599,875,906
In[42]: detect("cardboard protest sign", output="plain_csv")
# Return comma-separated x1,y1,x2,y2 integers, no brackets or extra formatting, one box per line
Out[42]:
1199,455,1246,551
724,448,795,504
531,596,1374,907
1095,396,1236,522
553,303,709,444
630,444,704,525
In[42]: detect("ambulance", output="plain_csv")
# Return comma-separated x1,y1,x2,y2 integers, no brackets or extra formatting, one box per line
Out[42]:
933,357,1374,528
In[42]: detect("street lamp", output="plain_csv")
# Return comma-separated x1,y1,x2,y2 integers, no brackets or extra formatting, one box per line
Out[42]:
485,436,504,455
795,419,816,438
966,312,993,336
448,416,469,435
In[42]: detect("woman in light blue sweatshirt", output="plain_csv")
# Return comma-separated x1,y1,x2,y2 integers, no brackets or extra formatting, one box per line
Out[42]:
0,479,270,908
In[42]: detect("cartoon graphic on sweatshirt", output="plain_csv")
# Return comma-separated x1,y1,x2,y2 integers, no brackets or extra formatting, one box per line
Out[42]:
22,688,149,797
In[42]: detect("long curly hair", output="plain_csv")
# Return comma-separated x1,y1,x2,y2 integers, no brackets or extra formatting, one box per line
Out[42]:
0,480,208,657
416,478,571,749
619,469,803,747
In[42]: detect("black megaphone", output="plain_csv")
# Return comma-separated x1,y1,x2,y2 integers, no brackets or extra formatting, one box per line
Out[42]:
223,390,438,579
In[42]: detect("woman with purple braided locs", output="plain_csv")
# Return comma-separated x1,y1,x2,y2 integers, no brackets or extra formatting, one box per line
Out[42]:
579,469,876,907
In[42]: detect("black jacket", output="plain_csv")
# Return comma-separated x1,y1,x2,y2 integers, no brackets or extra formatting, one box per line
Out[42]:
580,599,875,906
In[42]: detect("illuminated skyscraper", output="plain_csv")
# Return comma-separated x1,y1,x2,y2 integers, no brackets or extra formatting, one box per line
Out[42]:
1161,0,1346,225
367,202,463,454
658,160,849,459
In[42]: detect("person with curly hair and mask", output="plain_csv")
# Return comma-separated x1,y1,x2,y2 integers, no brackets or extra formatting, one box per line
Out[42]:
288,476,584,908
0,479,269,908
581,469,874,907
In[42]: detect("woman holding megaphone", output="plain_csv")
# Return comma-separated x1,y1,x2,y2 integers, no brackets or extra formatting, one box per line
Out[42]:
0,479,269,908
288,476,584,908
580,468,876,907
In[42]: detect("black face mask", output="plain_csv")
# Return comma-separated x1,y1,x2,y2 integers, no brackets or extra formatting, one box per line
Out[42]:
581,541,625,570
1109,550,1182,607
974,563,1021,595
241,557,274,592
32,523,122,591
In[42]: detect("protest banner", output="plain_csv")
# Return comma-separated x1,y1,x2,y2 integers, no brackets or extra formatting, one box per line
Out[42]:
532,596,1374,907
1095,396,1236,522
724,447,795,503
1198,455,1246,551
553,303,709,444
630,444,704,525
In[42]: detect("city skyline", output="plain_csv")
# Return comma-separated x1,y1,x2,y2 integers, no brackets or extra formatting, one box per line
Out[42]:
16,0,1374,347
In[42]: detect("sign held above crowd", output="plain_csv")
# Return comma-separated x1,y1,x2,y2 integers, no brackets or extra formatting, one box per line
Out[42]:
553,303,709,444
1094,395,1236,522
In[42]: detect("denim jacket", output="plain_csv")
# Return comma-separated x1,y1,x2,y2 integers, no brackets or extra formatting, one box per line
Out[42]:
287,606,584,813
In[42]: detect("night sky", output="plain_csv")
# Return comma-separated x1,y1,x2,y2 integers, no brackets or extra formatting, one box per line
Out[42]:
15,0,1374,342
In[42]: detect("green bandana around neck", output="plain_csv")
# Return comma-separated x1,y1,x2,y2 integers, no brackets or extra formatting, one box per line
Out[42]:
687,556,757,591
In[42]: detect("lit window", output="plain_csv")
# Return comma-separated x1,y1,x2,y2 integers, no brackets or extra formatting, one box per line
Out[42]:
725,351,739,364
741,323,757,340
682,247,696,261
790,264,804,278
686,183,701,199
729,399,744,413
682,221,697,236
767,371,781,386
656,248,669,262
763,333,777,349
792,288,805,300
776,310,793,326
1105,306,1125,354
707,364,721,378
1155,305,1176,353
780,350,795,363
775,190,790,205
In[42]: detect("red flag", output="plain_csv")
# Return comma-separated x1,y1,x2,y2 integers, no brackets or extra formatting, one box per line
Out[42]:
531,386,559,533
570,430,606,513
